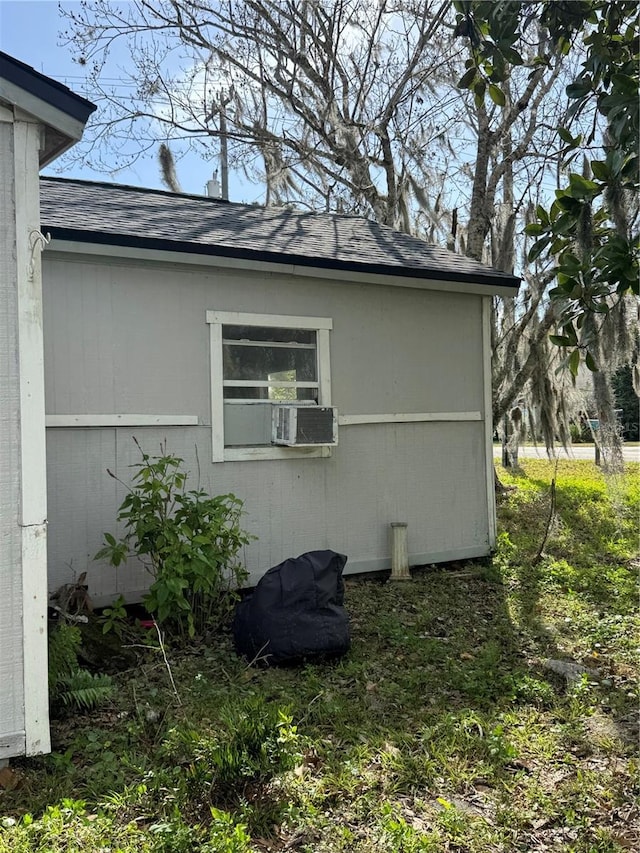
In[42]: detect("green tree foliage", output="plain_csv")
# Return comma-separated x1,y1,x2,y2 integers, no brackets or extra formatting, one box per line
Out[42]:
455,1,639,374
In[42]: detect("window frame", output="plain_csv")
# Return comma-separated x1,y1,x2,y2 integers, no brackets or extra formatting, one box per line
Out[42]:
206,311,333,462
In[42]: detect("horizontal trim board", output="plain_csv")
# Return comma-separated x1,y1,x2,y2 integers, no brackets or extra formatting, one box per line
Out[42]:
44,228,520,290
45,413,481,429
45,228,520,289
223,340,316,350
46,241,519,298
338,411,482,425
208,311,332,330
225,398,317,405
46,414,199,427
224,380,318,388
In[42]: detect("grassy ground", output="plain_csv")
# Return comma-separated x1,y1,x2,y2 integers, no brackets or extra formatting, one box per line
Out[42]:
1,460,638,852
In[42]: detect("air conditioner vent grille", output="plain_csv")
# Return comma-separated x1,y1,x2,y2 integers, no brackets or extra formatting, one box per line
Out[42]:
272,406,338,446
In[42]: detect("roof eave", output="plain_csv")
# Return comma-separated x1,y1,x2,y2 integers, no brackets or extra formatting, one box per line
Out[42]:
42,226,522,294
38,127,80,168
0,52,96,125
0,53,96,167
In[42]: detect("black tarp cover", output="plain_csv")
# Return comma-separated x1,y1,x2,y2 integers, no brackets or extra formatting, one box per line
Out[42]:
232,550,350,665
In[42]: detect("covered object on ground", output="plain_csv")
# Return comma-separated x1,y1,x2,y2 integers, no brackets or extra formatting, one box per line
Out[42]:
233,550,350,665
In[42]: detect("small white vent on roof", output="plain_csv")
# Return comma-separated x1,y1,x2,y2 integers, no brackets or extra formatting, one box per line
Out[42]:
206,171,221,198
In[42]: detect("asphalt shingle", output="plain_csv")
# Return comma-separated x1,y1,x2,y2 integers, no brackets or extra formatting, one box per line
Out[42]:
40,177,520,290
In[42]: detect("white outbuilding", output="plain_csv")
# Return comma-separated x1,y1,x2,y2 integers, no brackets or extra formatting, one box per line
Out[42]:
39,178,519,604
1,48,520,766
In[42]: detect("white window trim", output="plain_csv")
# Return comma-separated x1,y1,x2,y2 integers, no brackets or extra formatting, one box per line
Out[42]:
207,311,333,462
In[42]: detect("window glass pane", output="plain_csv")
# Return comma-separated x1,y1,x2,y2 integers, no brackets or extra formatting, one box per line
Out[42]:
224,387,318,402
224,326,315,345
269,382,320,402
223,343,317,382
224,387,271,400
217,320,325,451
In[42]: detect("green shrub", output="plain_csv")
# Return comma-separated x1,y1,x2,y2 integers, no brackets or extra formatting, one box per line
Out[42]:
95,440,253,639
491,531,518,575
204,809,252,853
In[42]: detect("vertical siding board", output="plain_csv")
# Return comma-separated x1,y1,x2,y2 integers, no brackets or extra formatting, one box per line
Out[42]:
15,116,50,755
47,429,121,599
209,322,224,462
482,296,497,547
2,113,51,756
0,119,26,752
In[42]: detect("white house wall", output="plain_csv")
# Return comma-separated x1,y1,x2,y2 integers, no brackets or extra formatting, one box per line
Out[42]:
1,109,50,759
43,252,489,602
0,118,26,758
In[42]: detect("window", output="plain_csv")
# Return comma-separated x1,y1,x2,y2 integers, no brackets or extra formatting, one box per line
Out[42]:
207,312,332,461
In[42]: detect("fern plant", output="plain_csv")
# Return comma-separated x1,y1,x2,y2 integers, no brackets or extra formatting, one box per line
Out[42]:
48,620,82,691
54,670,114,711
48,620,113,713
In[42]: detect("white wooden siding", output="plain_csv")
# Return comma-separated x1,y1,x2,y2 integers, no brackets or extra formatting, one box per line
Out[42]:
46,414,199,427
47,419,488,601
0,119,26,759
42,253,491,602
14,115,50,757
339,412,481,425
1,111,50,759
42,255,484,421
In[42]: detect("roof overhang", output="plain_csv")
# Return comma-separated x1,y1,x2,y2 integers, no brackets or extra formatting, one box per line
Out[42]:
0,52,96,166
44,236,521,298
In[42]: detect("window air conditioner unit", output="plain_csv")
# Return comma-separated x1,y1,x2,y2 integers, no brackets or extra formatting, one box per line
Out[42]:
272,405,338,446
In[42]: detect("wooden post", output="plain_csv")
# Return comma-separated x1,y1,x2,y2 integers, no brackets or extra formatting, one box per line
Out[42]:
0,107,51,758
389,522,411,581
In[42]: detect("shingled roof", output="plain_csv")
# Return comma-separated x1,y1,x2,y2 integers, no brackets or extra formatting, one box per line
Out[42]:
40,177,519,290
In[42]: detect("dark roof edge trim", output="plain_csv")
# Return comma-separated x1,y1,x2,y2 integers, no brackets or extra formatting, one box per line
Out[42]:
0,52,96,123
45,227,521,290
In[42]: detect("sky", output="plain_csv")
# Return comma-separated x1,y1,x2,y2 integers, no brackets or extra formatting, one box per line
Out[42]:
0,0,250,198
0,0,565,210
